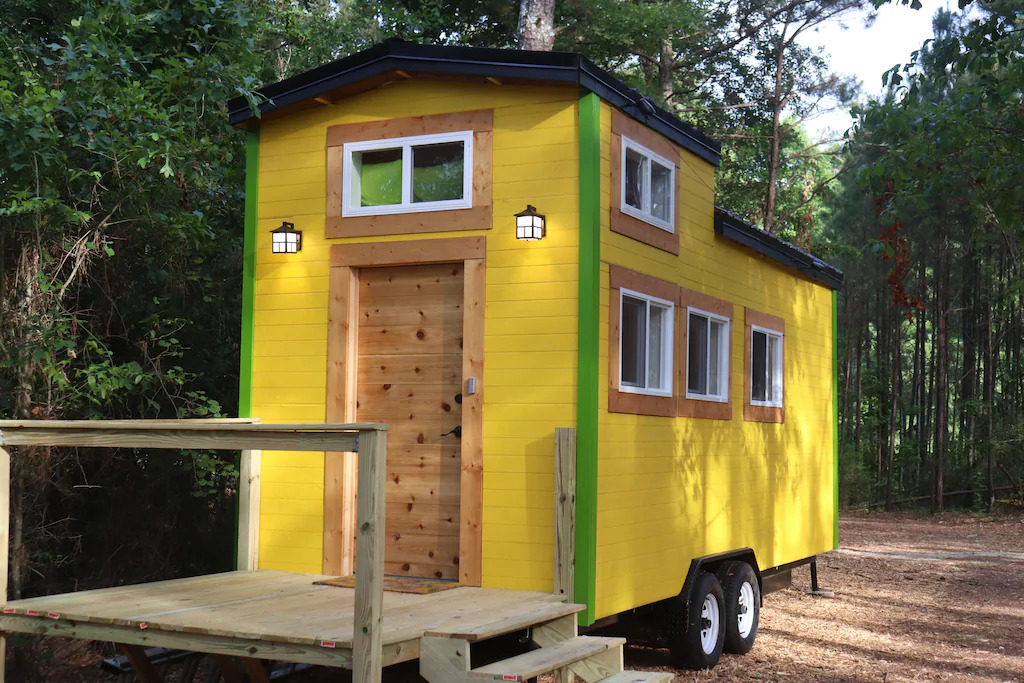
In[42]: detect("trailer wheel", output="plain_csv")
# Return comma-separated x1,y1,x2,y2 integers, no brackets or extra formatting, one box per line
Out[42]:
717,561,760,654
668,571,725,670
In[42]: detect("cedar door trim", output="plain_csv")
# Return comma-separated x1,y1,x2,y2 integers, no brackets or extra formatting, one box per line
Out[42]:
743,307,785,424
609,110,681,255
678,288,733,420
608,264,677,417
326,110,493,239
324,236,485,586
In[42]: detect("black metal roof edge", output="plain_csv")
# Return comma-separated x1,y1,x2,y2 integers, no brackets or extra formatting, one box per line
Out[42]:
227,39,721,166
713,207,844,290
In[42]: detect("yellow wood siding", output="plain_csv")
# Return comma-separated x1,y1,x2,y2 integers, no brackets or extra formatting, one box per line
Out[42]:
595,101,836,619
252,80,579,590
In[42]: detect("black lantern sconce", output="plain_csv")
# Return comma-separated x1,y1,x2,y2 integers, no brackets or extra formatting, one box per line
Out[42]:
270,221,302,254
515,205,546,241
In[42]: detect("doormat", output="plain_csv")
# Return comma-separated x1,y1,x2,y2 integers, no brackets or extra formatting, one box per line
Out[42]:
314,576,460,594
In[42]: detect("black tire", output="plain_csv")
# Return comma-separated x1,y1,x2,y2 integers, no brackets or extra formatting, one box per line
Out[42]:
717,561,760,654
667,571,726,670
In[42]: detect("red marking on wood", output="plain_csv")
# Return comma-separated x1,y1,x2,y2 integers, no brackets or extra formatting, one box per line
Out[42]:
320,640,336,648
47,612,60,619
26,609,39,616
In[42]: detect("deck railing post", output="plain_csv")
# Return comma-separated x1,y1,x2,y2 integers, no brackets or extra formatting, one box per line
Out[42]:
237,448,261,571
554,428,576,602
0,446,10,683
353,428,386,683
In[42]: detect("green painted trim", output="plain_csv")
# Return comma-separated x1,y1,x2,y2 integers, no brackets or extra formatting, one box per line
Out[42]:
575,92,601,625
239,129,259,419
833,289,840,549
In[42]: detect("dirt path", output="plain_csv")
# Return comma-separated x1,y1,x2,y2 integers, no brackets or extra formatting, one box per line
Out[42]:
617,510,1024,682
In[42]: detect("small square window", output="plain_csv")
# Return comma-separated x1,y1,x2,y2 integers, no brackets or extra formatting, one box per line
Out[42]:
751,327,783,407
686,309,730,402
620,137,675,232
619,289,674,396
343,131,473,217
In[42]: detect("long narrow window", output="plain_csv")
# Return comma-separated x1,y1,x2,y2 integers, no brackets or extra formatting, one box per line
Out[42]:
342,131,473,217
750,326,783,407
686,308,730,402
619,288,674,396
621,136,675,232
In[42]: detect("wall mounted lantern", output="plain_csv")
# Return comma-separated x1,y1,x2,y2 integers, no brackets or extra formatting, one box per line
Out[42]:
515,205,546,241
271,221,302,254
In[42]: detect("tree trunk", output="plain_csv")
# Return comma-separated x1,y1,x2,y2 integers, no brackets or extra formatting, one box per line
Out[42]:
516,0,556,51
933,227,949,512
763,30,787,234
886,318,901,510
659,32,675,107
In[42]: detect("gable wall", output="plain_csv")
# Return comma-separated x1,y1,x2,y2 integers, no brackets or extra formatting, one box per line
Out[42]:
251,79,580,590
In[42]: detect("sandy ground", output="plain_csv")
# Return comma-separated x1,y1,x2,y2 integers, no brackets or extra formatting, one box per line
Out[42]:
16,510,1024,682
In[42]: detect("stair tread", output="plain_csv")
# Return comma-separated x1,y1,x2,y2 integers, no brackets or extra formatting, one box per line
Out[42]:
599,672,675,683
469,635,625,681
424,601,584,641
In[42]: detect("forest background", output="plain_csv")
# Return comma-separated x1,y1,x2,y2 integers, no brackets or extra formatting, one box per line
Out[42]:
0,0,1021,605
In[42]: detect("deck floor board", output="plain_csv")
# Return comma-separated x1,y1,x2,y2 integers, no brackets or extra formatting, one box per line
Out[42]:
1,570,567,667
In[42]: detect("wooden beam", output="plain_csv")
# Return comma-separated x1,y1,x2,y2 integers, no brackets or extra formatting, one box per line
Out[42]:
0,447,9,683
459,257,485,587
554,428,576,602
352,428,386,683
0,425,364,452
212,654,245,683
237,449,261,571
122,645,164,683
0,614,354,668
239,657,272,683
325,265,360,576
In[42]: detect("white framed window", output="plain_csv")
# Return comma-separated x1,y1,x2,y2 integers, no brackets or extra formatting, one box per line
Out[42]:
619,288,674,396
342,130,473,217
686,308,730,402
620,136,675,232
750,326,783,407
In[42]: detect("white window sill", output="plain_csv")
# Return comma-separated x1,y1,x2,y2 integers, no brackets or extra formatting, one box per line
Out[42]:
342,199,472,218
619,385,673,398
750,400,783,408
685,392,729,403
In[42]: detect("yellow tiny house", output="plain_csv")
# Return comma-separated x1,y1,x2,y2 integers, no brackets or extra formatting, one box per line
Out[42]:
229,39,842,670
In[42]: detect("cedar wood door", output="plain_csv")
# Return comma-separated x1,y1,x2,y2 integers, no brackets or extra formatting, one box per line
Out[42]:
356,262,464,580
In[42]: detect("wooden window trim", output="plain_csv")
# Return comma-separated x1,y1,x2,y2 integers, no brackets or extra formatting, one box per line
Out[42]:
608,264,676,417
324,237,485,586
610,111,681,255
326,111,493,239
678,288,733,420
743,307,785,424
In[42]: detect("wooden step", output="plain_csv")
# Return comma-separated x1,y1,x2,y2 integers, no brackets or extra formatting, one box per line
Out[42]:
469,636,625,681
424,601,585,641
598,672,675,683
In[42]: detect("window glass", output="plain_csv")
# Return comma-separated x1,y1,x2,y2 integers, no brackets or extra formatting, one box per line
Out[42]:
768,334,780,402
621,295,646,388
354,148,402,207
650,161,672,223
688,313,708,395
620,137,675,232
624,148,645,210
708,319,722,396
752,330,767,402
648,305,667,390
412,141,464,203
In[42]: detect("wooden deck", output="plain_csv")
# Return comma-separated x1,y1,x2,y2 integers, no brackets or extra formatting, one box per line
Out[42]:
0,570,568,670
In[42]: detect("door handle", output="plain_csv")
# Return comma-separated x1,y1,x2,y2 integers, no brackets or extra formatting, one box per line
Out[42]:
441,426,462,438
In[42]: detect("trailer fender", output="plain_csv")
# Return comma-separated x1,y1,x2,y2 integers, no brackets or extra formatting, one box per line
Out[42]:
673,548,762,626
